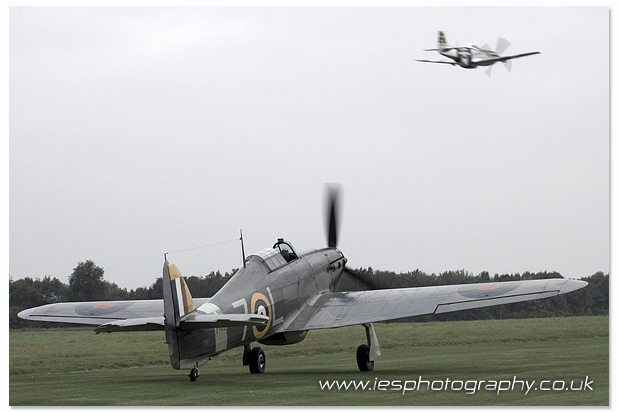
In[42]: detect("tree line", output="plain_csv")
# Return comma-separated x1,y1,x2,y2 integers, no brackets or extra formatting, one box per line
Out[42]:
9,260,608,329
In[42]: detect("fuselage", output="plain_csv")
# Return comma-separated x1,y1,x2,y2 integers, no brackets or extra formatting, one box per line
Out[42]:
172,243,346,368
439,45,498,69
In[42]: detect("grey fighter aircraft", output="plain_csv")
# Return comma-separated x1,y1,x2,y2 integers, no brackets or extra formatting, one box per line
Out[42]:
417,31,540,76
18,185,586,381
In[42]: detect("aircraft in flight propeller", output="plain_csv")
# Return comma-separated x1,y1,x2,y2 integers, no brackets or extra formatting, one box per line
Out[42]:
417,31,541,76
19,184,586,381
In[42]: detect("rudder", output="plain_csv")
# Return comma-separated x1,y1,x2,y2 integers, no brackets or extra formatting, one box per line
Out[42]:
162,260,196,369
438,31,449,51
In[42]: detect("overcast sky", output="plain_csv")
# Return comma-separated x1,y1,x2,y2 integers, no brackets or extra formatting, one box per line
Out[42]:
9,7,609,291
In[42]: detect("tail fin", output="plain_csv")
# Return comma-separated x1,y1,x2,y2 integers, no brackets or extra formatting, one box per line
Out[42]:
438,31,450,52
163,260,196,369
168,263,196,318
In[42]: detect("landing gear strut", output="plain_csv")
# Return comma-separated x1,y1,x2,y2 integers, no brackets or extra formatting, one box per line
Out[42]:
356,323,381,372
188,362,200,382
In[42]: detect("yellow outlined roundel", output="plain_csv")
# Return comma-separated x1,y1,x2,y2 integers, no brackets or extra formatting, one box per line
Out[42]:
251,292,272,339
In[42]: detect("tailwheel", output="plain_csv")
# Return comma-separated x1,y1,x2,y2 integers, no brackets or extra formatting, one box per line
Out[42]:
189,363,200,381
248,346,266,374
356,344,374,372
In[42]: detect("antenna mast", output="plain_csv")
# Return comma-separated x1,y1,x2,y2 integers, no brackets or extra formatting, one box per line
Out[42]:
240,229,246,268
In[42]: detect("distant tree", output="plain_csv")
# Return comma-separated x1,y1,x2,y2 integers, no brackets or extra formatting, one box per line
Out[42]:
9,277,46,308
103,281,131,300
586,271,609,314
130,277,163,300
37,275,70,303
479,271,491,283
9,275,70,328
185,270,236,298
68,260,106,301
562,271,609,316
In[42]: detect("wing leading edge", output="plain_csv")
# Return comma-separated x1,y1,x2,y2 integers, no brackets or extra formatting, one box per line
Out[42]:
477,51,541,66
17,299,167,326
416,59,456,65
283,278,587,332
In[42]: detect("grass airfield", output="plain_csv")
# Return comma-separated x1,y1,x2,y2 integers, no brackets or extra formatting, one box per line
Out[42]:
9,316,608,406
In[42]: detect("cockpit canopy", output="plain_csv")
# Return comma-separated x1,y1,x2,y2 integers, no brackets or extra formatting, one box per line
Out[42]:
245,239,298,272
273,238,298,263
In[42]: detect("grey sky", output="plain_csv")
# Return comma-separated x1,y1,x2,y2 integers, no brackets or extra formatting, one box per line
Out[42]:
9,7,609,291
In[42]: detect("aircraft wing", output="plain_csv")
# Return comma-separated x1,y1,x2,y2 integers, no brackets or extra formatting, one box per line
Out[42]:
478,51,540,65
18,297,205,327
416,59,456,65
17,299,166,326
17,298,269,333
283,278,587,331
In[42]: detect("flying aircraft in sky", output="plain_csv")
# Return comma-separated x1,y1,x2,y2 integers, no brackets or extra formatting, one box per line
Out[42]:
417,31,541,76
18,184,586,381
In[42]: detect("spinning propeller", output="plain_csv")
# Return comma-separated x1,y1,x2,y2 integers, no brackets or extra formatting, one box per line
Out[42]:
483,37,512,77
325,184,341,249
323,184,381,291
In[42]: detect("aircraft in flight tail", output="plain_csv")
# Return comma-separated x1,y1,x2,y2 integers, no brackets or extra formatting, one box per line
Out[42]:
417,31,541,76
18,184,586,381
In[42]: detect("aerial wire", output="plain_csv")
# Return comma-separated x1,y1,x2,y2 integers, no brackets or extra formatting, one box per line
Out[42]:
166,238,239,256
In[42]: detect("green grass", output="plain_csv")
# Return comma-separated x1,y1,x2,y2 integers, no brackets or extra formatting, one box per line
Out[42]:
9,316,609,406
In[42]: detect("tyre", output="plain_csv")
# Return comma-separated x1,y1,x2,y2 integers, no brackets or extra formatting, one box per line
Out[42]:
356,344,374,372
248,347,266,374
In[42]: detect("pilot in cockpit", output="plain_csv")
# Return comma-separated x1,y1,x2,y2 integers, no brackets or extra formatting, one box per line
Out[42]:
274,239,298,263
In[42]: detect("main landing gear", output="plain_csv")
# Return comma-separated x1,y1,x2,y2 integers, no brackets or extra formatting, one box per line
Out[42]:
356,344,373,372
243,343,266,374
356,323,381,372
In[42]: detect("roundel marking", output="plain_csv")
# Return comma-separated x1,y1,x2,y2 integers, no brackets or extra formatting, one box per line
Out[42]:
93,302,117,310
75,301,132,316
251,292,272,339
458,282,519,299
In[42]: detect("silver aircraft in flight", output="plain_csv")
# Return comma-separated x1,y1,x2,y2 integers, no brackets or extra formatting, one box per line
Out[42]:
417,31,541,76
18,185,586,381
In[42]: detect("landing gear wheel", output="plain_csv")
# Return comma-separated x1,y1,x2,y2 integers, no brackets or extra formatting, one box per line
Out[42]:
248,347,266,374
356,344,374,372
189,363,200,381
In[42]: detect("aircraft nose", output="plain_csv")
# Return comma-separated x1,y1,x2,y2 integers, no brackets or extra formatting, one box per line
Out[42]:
559,279,588,294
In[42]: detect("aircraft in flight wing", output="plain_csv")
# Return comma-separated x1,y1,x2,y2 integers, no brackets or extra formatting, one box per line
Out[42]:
18,184,586,381
417,31,541,76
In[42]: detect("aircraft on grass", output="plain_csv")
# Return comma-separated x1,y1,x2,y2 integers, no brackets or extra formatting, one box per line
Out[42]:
417,31,540,76
18,184,586,381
